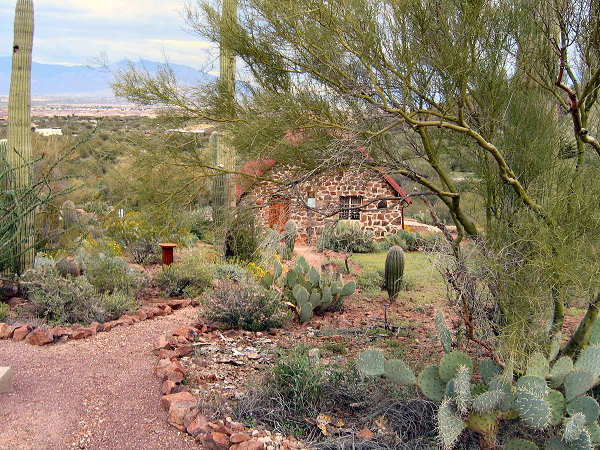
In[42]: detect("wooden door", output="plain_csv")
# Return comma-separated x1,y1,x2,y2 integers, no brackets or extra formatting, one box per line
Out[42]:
267,201,290,232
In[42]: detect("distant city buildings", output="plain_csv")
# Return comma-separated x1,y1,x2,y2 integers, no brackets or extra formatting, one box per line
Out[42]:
35,128,63,136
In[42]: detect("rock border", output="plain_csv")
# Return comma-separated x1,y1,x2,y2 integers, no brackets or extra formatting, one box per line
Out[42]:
0,298,195,346
154,321,304,450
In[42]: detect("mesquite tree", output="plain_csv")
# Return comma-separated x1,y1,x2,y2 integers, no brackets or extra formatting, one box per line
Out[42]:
6,0,35,273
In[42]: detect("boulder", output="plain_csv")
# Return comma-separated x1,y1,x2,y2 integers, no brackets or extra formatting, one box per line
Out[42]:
160,391,196,410
173,326,197,340
0,323,10,339
71,327,96,340
153,334,171,353
186,414,211,437
89,322,104,333
168,400,197,432
0,367,13,394
201,432,229,450
174,344,194,358
167,299,191,310
50,326,71,339
161,379,177,395
231,439,265,450
133,310,147,321
230,432,251,444
12,325,32,341
25,327,54,346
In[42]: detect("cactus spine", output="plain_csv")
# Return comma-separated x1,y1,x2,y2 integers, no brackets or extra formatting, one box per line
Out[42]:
284,219,296,258
7,0,35,273
385,245,405,301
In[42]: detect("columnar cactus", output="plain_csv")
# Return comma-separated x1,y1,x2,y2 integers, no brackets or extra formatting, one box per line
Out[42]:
61,200,77,229
7,0,35,272
385,245,405,301
284,219,297,258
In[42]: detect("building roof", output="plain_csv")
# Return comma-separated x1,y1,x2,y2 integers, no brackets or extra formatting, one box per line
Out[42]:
236,149,411,206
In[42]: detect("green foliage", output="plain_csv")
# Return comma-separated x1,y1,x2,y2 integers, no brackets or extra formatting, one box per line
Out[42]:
20,266,138,324
0,302,9,321
504,439,539,450
438,351,474,383
384,245,405,301
567,396,600,425
152,262,212,298
201,280,291,331
317,221,375,253
55,257,81,278
379,230,424,252
284,219,296,258
357,269,383,293
80,253,140,295
224,208,260,262
208,263,250,282
437,399,465,449
417,364,445,402
384,358,416,386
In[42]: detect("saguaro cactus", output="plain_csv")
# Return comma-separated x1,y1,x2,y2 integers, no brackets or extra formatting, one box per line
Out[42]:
7,0,35,272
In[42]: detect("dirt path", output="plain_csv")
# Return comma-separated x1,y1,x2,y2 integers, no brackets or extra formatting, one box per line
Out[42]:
0,307,198,450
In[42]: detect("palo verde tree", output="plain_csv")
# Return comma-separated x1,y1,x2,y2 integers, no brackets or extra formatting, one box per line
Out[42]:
114,0,600,368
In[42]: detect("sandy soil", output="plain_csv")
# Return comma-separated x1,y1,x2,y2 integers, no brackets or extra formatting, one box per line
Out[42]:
0,307,198,450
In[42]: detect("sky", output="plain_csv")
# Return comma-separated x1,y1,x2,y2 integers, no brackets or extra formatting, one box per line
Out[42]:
0,0,219,72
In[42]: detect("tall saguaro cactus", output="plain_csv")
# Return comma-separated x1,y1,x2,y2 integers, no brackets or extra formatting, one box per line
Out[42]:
211,0,238,252
7,0,35,272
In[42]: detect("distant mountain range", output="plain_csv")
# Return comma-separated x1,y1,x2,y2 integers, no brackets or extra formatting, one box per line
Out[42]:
0,57,216,97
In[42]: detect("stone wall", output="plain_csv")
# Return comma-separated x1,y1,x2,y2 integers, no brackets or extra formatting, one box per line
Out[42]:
239,168,407,243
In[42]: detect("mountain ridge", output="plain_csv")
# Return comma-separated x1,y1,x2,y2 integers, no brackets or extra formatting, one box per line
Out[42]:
0,57,215,97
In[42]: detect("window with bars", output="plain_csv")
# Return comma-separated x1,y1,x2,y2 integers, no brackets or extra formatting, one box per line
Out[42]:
339,196,362,220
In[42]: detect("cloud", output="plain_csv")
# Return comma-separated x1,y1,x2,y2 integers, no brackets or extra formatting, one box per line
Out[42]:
0,0,218,69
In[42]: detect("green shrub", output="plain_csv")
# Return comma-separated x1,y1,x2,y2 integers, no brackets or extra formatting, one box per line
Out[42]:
0,302,9,321
357,269,384,292
201,280,291,331
81,253,140,295
377,230,423,252
128,239,161,265
152,263,212,298
224,209,260,262
208,263,250,282
20,266,137,324
317,221,375,253
97,291,139,320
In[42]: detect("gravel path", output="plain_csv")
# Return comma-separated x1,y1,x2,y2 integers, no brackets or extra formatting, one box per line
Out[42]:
0,307,198,450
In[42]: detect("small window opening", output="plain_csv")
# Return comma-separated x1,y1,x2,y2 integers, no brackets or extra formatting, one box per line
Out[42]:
13,45,19,54
339,196,361,220
377,200,387,209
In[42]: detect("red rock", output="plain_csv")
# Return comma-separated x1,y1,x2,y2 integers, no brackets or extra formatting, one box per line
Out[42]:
230,432,251,444
0,323,10,339
173,326,197,341
89,322,103,332
235,440,265,450
153,334,171,353
12,325,32,341
164,362,186,383
115,316,134,327
155,359,172,379
156,349,176,360
102,321,118,332
186,414,211,437
25,327,54,346
357,428,374,441
133,310,147,321
201,432,229,450
51,326,71,338
160,391,196,411
174,344,193,358
183,406,199,428
71,327,96,340
167,299,191,310
161,379,177,395
168,399,197,431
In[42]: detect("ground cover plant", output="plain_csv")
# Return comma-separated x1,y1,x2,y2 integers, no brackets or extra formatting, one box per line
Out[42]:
152,262,212,298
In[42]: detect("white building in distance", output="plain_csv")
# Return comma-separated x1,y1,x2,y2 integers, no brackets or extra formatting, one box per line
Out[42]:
35,128,63,137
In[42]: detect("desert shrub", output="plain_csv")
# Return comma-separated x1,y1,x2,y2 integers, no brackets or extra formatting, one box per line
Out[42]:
201,280,291,331
81,253,140,295
208,263,251,282
378,230,423,252
188,207,213,242
225,209,260,262
96,291,139,320
318,221,375,253
0,302,9,321
128,238,161,265
357,269,383,292
153,262,212,298
234,347,437,445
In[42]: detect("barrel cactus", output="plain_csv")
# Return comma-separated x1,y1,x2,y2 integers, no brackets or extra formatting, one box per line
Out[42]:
7,0,35,272
384,245,405,301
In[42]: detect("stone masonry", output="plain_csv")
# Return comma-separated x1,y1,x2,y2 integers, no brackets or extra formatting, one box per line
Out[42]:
239,167,408,243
